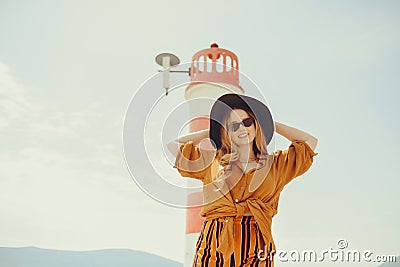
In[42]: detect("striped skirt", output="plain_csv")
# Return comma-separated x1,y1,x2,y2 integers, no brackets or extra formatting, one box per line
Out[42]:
193,216,275,267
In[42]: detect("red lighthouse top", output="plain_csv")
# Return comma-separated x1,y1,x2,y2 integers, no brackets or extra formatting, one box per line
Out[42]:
186,43,244,94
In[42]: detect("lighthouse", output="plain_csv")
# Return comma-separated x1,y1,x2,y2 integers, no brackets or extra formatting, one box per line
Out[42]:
183,43,245,266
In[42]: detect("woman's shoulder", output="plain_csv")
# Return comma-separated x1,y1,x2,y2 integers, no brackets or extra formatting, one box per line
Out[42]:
173,140,218,181
271,139,318,189
272,139,318,160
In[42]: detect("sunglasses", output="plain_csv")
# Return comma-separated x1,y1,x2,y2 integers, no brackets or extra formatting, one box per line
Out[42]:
228,117,255,132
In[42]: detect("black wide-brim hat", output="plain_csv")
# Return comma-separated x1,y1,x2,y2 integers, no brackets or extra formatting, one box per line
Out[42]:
209,93,275,150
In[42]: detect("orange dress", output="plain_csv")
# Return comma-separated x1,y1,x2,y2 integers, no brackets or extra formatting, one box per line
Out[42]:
174,139,318,266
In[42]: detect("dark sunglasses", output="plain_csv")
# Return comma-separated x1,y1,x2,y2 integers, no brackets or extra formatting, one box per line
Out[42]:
228,117,255,132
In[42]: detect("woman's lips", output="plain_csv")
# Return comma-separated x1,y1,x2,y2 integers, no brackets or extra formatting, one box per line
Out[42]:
238,133,248,138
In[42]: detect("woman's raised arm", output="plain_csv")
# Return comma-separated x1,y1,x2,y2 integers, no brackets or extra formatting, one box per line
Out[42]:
274,121,318,151
166,128,210,157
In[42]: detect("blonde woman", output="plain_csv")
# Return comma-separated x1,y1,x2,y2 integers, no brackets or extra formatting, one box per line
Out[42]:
168,93,318,267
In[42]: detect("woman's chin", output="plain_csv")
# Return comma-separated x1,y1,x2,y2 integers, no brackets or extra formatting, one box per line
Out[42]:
234,139,253,146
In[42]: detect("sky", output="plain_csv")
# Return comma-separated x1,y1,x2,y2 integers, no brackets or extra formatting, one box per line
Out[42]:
0,0,399,266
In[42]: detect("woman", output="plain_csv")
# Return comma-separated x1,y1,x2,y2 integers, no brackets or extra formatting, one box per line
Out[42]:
168,93,318,267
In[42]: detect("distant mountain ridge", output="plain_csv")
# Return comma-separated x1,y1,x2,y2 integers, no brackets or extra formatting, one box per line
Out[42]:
377,256,400,267
0,246,183,267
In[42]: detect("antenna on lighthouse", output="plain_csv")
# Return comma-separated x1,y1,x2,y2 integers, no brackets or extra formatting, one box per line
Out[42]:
155,53,184,96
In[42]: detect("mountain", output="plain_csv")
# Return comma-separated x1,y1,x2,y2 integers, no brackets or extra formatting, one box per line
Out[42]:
0,246,183,267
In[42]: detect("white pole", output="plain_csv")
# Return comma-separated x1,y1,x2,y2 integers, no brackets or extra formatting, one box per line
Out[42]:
162,56,171,95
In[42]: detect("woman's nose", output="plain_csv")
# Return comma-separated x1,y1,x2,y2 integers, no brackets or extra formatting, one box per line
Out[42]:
237,123,246,131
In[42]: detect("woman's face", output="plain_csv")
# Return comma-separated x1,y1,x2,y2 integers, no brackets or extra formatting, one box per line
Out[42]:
227,109,256,146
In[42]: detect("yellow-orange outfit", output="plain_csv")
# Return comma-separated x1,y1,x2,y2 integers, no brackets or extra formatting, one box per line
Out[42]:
174,139,318,267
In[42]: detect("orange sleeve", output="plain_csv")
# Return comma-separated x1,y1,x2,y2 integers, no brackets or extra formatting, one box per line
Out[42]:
173,141,217,181
273,140,318,190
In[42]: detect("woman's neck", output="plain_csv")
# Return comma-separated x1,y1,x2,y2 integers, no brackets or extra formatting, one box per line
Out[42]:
237,143,256,162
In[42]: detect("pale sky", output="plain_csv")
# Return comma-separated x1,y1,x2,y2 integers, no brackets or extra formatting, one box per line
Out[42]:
0,1,399,266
